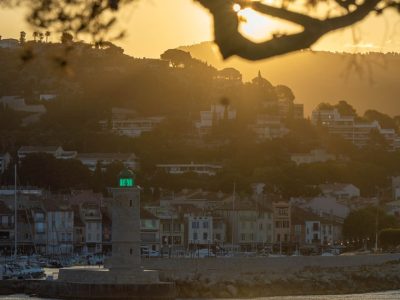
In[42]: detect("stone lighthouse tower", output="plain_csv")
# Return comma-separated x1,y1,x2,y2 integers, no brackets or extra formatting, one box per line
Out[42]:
55,169,175,299
108,169,141,271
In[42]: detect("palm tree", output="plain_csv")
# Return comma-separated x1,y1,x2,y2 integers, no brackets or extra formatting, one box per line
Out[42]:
38,32,44,43
45,31,51,43
33,31,38,42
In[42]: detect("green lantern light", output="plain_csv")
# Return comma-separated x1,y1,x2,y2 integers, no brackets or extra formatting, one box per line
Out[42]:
118,168,135,187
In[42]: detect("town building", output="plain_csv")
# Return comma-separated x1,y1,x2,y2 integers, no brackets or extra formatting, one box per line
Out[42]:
159,189,226,210
272,201,291,243
18,146,77,160
311,107,400,149
291,207,342,247
140,209,160,252
31,207,47,254
187,215,213,247
0,201,14,254
0,152,11,174
195,104,237,134
76,153,138,172
156,162,222,176
145,206,185,254
319,183,360,200
0,38,19,49
80,202,102,254
250,115,289,140
0,96,46,113
291,149,336,165
291,196,350,219
392,176,400,201
216,199,273,251
99,108,165,138
45,202,74,255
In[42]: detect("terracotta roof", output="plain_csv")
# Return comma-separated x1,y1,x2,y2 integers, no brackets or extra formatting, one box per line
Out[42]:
141,208,158,220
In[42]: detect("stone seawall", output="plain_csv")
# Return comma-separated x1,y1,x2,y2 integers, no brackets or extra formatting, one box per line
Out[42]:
0,280,176,300
143,253,400,280
1,254,400,299
142,254,400,298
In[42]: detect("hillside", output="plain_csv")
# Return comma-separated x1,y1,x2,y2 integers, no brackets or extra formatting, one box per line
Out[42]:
179,42,400,117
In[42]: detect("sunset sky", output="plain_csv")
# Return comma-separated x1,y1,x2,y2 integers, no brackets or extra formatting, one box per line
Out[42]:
1,0,399,58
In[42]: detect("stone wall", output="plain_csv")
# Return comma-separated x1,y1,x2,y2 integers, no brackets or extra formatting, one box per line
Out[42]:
142,253,400,280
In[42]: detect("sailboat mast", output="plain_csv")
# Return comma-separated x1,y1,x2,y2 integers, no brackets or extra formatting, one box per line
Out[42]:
231,182,235,253
14,164,17,258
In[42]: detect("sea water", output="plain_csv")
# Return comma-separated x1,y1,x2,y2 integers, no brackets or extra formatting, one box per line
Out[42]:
1,290,400,299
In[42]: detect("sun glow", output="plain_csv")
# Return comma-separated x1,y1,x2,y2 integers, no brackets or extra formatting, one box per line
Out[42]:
236,7,302,43
233,3,241,12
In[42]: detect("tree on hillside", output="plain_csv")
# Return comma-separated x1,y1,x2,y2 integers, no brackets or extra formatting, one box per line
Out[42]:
4,0,399,60
61,32,73,44
160,49,193,67
379,228,400,249
45,31,51,43
335,100,357,116
364,110,398,130
343,207,399,242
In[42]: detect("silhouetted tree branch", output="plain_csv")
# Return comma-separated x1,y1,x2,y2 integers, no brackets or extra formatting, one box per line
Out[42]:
1,0,399,60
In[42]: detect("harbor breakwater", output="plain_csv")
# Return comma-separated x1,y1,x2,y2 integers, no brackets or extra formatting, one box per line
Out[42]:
145,254,400,298
1,254,400,299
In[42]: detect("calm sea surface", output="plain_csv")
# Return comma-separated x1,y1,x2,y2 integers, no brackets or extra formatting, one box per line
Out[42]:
1,291,400,300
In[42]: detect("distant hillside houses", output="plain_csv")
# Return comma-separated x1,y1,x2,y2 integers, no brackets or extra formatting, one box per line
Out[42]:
290,149,336,165
250,115,289,140
17,146,137,171
18,146,77,160
76,153,138,171
156,162,222,176
99,107,164,138
0,96,46,114
195,104,237,135
0,38,19,49
311,107,400,149
319,183,360,200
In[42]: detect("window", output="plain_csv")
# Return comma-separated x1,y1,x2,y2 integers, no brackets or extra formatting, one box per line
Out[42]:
192,221,199,229
277,234,281,242
249,233,254,241
203,221,208,229
295,225,302,233
97,233,100,241
241,233,246,241
284,234,288,242
313,222,319,231
88,233,91,241
203,232,208,240
193,232,198,240
215,233,221,240
259,223,263,230
88,223,92,230
163,223,171,232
